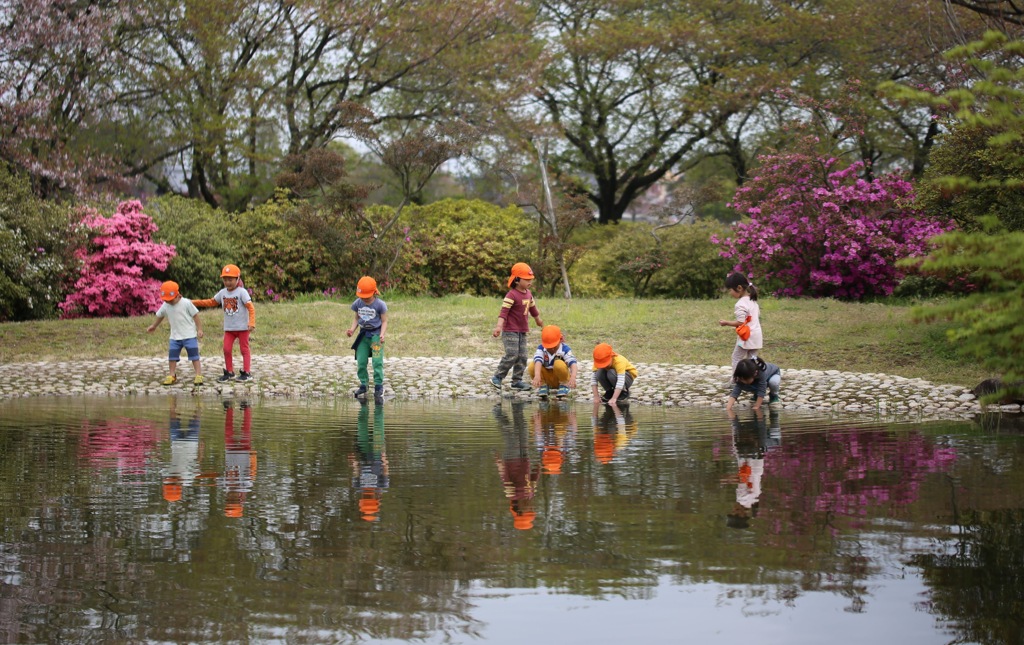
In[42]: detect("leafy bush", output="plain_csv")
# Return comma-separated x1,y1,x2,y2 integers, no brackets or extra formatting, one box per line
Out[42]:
0,167,83,321
59,201,176,318
147,195,239,298
715,155,955,299
568,220,731,298
234,192,333,301
390,199,534,295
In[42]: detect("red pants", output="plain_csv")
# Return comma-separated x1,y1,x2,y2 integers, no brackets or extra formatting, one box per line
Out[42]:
223,330,251,372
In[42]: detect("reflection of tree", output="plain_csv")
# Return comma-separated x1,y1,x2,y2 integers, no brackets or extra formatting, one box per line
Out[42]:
911,509,1024,645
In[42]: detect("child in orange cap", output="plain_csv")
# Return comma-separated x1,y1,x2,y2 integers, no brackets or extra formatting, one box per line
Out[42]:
491,262,543,392
146,281,204,386
193,264,256,383
346,276,388,403
591,342,638,406
531,325,578,399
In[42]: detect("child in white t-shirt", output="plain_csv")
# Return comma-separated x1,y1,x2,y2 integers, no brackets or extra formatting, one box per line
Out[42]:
147,281,204,386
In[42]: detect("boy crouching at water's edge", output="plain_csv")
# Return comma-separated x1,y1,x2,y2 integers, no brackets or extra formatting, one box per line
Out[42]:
531,325,578,399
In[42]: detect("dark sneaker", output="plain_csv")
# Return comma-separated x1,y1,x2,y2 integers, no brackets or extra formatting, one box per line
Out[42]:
617,389,630,401
490,376,503,390
768,394,781,405
240,400,250,410
537,385,550,399
511,381,532,392
600,392,610,404
354,384,368,400
556,385,570,399
218,370,235,383
236,371,252,382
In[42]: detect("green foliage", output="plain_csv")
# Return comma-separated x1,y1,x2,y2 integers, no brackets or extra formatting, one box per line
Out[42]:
0,167,82,321
147,196,238,298
916,123,1024,232
235,192,332,301
390,199,533,296
568,220,732,298
911,219,1024,394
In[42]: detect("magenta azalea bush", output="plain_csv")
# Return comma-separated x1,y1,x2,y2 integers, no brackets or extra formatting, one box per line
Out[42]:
59,201,176,318
714,154,955,299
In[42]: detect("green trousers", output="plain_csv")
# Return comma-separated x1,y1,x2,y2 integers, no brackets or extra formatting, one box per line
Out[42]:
355,333,385,386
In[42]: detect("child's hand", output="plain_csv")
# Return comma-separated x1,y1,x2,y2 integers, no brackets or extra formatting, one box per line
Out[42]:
719,319,732,327
531,375,541,387
726,398,735,411
248,325,255,332
146,325,155,333
534,317,543,327
197,330,204,339
568,376,577,388
346,328,354,337
492,327,501,338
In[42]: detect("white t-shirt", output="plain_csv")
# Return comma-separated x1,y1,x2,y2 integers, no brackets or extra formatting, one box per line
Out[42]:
156,298,200,340
735,296,762,350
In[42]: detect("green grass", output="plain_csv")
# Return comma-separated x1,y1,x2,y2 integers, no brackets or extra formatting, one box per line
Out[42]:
0,294,989,386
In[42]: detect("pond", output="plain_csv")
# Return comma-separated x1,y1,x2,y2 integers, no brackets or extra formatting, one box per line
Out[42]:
0,396,1022,644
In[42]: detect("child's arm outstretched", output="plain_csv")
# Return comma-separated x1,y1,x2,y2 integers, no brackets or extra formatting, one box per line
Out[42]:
146,315,164,333
192,297,218,309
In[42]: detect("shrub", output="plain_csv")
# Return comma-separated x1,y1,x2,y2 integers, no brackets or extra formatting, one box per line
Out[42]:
390,199,534,295
715,155,955,299
234,192,332,301
59,200,176,318
147,195,239,298
0,167,83,321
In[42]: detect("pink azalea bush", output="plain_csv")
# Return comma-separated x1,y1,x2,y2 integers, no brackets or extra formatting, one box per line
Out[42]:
59,200,176,318
713,154,955,299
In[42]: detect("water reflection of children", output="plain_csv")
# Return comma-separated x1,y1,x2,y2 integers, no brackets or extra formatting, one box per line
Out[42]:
725,408,780,529
591,400,638,465
350,401,389,522
222,399,255,518
494,402,541,530
533,400,577,476
163,396,201,503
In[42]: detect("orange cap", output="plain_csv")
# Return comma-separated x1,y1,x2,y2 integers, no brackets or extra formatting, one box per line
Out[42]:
511,508,536,530
541,446,564,474
594,433,615,464
162,481,182,502
507,262,535,287
356,276,378,298
159,281,179,302
221,264,240,278
541,325,562,349
593,343,616,369
359,491,381,521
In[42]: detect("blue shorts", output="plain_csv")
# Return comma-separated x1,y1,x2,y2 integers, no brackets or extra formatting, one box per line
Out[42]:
168,337,200,362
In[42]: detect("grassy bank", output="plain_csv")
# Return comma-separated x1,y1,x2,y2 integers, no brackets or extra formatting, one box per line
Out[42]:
0,295,987,386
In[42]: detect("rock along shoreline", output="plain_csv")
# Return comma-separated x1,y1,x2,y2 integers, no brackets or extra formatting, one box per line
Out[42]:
0,355,1015,421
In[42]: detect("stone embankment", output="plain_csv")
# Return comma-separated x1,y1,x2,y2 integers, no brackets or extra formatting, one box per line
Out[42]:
0,355,1012,420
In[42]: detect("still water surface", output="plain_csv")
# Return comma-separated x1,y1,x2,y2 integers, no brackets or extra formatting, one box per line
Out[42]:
1,396,1022,644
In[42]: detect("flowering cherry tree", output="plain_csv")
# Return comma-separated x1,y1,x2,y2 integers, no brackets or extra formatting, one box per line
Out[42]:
59,201,176,318
714,153,955,299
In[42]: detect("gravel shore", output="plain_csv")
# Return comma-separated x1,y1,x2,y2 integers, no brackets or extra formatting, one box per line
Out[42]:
0,354,1013,420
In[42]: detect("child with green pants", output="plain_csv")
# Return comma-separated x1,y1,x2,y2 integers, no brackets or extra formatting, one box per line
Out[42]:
346,276,388,403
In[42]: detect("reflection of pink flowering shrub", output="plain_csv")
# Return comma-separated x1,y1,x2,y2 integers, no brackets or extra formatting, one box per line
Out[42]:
79,418,161,475
713,155,954,299
765,430,957,534
59,200,176,318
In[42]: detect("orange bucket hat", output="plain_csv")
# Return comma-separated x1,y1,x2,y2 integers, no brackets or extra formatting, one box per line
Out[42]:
541,325,562,349
159,281,179,302
507,262,535,287
221,264,241,278
356,276,378,298
593,343,615,369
